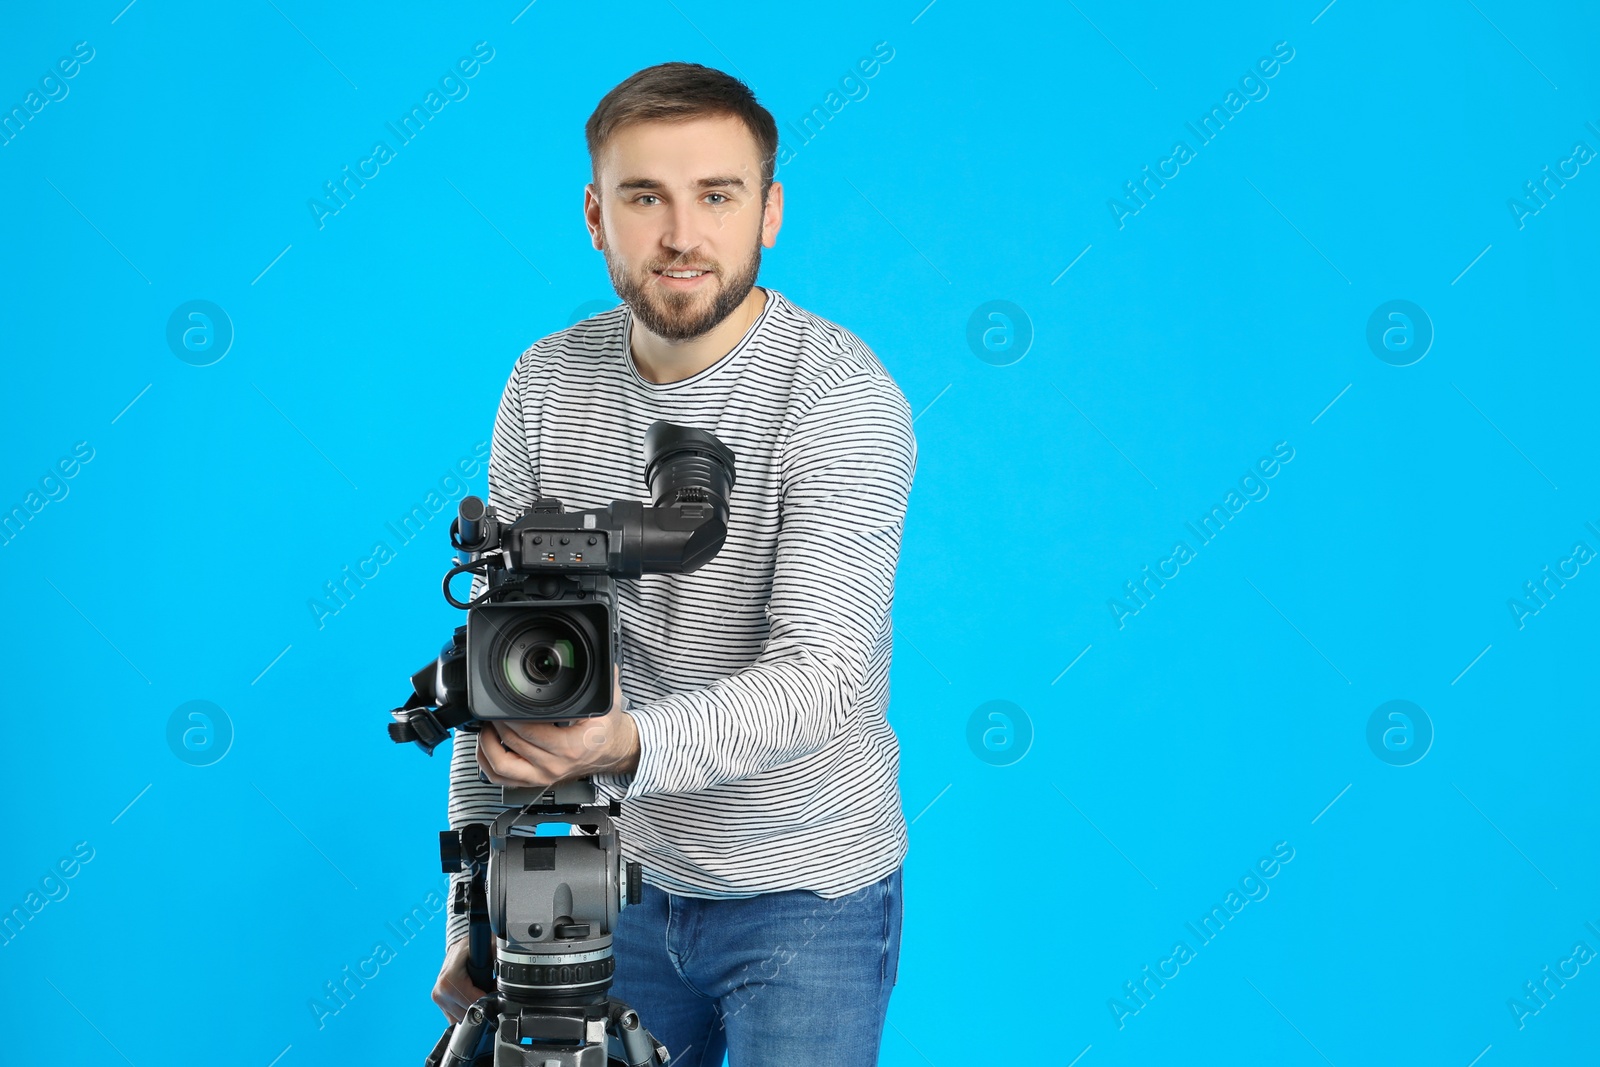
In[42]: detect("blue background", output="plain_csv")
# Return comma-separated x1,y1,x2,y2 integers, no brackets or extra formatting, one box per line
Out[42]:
2,1,1596,1064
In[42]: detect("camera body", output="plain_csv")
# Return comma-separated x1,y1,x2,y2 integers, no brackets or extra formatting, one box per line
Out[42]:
389,420,736,751
465,572,618,723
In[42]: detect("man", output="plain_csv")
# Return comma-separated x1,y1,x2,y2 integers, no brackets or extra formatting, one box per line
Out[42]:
433,62,916,1066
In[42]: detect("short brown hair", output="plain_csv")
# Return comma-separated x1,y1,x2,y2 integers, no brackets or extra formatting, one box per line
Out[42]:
585,62,779,202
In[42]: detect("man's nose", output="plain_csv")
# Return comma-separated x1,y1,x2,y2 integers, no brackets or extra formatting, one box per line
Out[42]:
661,200,707,260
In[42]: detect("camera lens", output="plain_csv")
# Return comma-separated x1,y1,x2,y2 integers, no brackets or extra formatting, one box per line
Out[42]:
520,643,565,685
495,618,589,711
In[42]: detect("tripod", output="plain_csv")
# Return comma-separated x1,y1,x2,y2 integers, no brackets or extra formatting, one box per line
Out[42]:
422,776,670,1067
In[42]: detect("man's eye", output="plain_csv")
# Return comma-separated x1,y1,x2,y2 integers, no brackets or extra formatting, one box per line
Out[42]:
635,195,659,205
705,193,728,205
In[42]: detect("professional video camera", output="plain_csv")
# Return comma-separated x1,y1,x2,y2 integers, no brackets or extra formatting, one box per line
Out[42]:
392,419,737,744
384,420,737,1067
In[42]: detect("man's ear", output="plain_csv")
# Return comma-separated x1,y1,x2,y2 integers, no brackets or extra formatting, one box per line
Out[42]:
584,183,605,250
761,180,784,249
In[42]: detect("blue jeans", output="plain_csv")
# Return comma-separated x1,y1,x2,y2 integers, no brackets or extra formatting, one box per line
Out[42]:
609,867,903,1067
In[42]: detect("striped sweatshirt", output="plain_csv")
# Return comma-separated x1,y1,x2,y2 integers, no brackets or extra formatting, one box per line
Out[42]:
445,287,917,947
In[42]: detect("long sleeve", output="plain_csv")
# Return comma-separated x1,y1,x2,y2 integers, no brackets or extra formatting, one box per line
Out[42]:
445,358,539,948
605,369,916,800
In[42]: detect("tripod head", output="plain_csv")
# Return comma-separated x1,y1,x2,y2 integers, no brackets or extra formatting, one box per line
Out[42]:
427,779,667,1067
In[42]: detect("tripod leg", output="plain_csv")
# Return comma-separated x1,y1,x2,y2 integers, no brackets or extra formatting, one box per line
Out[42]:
429,996,498,1067
425,1025,454,1067
610,1001,669,1066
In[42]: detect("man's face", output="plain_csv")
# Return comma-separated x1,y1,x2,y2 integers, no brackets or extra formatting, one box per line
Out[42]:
585,114,782,342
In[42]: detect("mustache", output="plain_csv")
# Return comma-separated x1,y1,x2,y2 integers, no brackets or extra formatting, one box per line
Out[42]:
643,257,717,294
648,259,717,273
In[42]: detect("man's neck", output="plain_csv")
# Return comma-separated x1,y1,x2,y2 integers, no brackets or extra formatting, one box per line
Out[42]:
629,286,767,385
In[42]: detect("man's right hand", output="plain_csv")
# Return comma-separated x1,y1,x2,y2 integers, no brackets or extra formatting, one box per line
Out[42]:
433,936,493,1024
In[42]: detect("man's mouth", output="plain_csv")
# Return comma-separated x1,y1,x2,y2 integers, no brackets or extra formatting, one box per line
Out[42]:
656,271,720,292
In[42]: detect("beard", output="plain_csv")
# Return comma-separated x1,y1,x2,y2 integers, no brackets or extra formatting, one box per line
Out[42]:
605,238,762,343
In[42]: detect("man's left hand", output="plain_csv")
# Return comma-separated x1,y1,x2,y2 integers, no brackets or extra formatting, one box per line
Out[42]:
476,664,640,788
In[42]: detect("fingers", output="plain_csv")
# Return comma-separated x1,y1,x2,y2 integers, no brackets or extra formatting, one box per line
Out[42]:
433,939,496,1023
490,720,548,762
495,719,585,764
434,979,485,1023
432,982,464,1023
477,724,550,788
490,721,553,771
476,727,515,785
432,968,485,1024
475,672,630,784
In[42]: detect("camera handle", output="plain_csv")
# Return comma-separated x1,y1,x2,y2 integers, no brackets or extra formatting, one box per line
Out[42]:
388,627,473,756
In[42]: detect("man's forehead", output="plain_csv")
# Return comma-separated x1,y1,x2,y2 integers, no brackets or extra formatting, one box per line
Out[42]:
599,115,760,187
